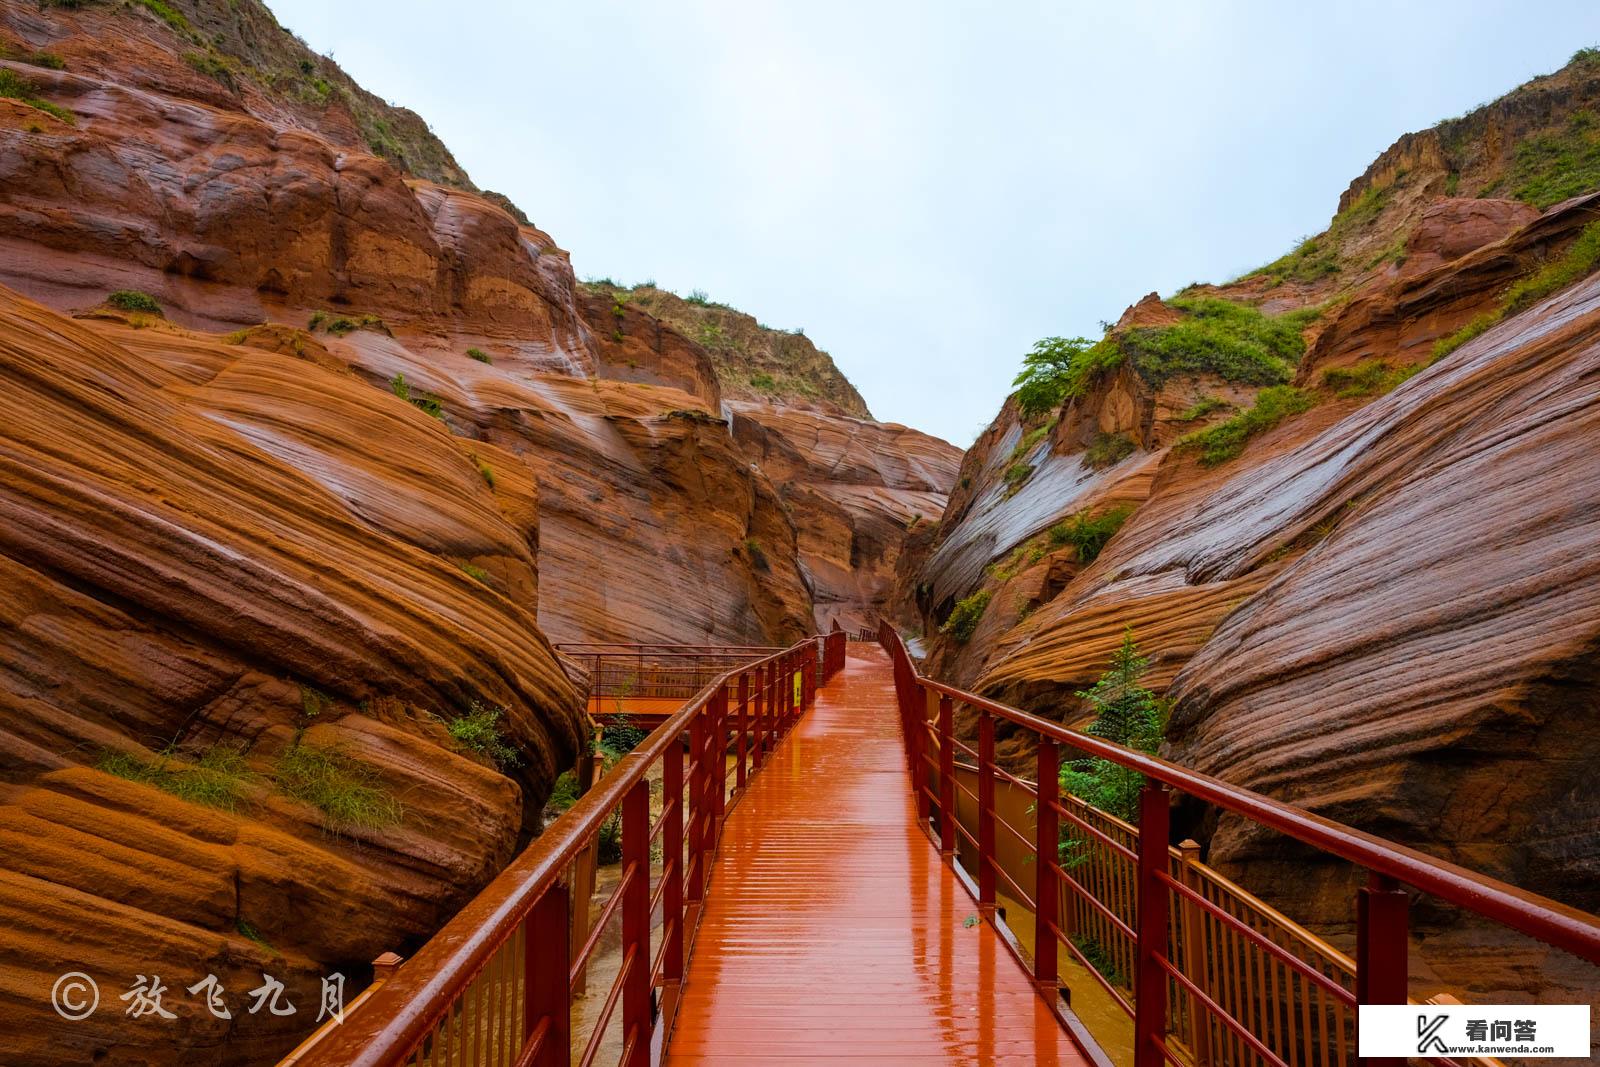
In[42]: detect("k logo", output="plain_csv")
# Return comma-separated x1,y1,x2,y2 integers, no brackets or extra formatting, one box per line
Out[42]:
1417,1014,1450,1054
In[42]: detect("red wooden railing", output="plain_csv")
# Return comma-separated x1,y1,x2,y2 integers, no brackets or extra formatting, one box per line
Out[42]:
290,631,845,1067
876,621,1600,1067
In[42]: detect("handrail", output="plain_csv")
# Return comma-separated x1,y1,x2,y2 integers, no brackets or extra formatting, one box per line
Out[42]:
293,629,847,1066
875,620,1600,1067
889,631,1600,961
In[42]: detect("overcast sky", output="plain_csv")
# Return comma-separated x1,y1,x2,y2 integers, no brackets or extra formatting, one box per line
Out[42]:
269,1,1599,445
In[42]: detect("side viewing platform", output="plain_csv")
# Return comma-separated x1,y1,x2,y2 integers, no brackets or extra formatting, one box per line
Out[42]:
283,626,1600,1067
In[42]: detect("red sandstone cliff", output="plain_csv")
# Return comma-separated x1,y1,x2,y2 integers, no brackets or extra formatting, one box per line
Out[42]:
0,0,957,1061
904,55,1600,1003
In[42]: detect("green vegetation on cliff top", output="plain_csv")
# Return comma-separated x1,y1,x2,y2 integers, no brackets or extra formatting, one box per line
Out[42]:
1011,298,1312,421
582,280,872,418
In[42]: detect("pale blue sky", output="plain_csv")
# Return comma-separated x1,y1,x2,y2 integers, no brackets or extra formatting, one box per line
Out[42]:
269,1,1600,445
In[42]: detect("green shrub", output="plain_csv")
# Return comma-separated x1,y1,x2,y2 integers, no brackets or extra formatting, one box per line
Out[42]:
309,310,383,335
0,66,73,123
471,455,495,488
686,288,712,305
1176,385,1315,467
98,744,253,811
1119,298,1309,388
1084,432,1135,469
1177,395,1229,421
1321,359,1420,398
5,47,66,69
1434,219,1600,360
1048,505,1133,564
989,540,1046,583
459,561,491,585
744,537,770,572
467,347,491,363
135,0,190,32
105,289,162,314
1002,461,1033,493
1070,933,1128,986
749,371,777,391
1059,630,1165,831
600,713,648,756
391,373,442,417
1012,336,1123,419
184,50,236,90
274,744,401,831
940,590,992,643
546,770,580,814
445,702,520,769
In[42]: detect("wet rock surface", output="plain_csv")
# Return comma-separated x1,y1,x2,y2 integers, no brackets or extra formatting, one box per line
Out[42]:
0,0,958,1061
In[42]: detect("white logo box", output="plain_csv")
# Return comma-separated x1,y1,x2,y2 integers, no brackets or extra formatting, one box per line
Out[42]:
1358,1004,1591,1058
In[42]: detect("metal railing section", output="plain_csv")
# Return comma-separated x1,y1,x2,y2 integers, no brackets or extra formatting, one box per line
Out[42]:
291,630,847,1066
877,621,1600,1067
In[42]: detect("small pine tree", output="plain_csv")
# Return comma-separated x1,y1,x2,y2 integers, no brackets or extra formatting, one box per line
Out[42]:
1060,629,1166,835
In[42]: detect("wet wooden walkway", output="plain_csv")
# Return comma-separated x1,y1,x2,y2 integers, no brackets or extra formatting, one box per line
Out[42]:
663,644,1089,1064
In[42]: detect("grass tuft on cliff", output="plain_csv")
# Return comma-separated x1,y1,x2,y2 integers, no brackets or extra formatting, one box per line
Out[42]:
445,702,520,770
1176,395,1230,422
1084,432,1135,469
1176,385,1316,467
0,67,74,123
1321,360,1420,398
309,310,384,335
1049,506,1134,564
940,590,992,643
1120,298,1312,388
106,289,163,314
1433,219,1600,361
1506,107,1600,209
98,744,253,811
1249,182,1397,288
274,744,402,832
743,537,770,572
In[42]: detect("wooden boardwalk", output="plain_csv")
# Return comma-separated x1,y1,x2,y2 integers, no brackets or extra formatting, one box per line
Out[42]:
663,644,1089,1064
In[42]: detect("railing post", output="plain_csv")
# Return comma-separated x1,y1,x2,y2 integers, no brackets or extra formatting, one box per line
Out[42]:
1178,839,1212,1067
621,778,651,1067
712,684,727,833
1356,872,1409,1067
1035,736,1059,999
663,731,684,998
525,883,570,1067
783,653,794,730
1134,782,1170,1067
736,670,749,791
938,693,955,857
913,685,931,826
978,709,996,911
687,714,706,906
754,662,767,770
